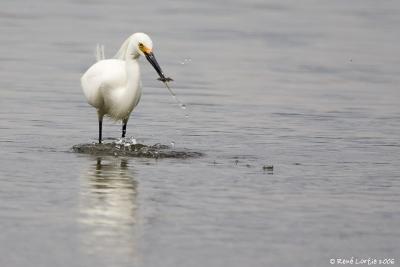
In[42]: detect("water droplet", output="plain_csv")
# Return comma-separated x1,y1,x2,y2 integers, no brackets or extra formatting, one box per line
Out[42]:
179,58,191,65
180,104,186,110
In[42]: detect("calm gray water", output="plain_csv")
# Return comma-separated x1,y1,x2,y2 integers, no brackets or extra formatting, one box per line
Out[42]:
1,0,399,266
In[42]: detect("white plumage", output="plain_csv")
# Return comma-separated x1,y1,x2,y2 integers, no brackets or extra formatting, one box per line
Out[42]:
81,59,141,120
81,32,169,143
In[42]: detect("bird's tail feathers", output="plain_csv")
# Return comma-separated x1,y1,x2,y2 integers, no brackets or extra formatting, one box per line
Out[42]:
95,44,105,61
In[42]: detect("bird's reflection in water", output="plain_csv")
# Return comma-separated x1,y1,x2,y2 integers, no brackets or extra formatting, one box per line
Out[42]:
79,157,138,262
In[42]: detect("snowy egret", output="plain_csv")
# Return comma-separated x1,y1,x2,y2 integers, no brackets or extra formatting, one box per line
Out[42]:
81,32,172,143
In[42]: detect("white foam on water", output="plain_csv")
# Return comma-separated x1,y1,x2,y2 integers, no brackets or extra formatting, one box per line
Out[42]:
116,137,137,146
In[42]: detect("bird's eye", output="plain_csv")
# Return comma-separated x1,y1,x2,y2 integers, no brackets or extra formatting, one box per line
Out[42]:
138,43,144,48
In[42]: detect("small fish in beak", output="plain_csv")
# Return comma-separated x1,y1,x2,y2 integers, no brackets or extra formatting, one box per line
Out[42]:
144,51,173,82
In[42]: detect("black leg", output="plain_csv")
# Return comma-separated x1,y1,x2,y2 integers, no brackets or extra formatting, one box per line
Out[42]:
122,118,128,138
97,112,104,144
98,119,103,144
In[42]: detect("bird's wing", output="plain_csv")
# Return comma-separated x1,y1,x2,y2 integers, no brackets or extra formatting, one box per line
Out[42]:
81,59,127,108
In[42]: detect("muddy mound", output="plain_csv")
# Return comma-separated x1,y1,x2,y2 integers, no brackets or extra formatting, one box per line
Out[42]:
72,141,203,159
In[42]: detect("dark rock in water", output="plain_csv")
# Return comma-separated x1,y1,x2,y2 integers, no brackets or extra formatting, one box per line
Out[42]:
72,142,203,159
262,165,274,171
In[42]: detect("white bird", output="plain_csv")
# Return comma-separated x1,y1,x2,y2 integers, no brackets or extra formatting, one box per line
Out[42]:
81,32,172,143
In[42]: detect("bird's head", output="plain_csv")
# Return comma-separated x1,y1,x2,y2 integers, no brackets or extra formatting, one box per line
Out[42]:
129,33,172,83
132,32,153,57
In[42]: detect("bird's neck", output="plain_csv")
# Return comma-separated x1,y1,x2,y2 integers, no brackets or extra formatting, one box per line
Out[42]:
125,57,140,92
131,51,140,60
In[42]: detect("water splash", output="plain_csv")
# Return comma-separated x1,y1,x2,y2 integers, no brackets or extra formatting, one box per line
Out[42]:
116,137,137,145
163,82,189,115
179,58,192,65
